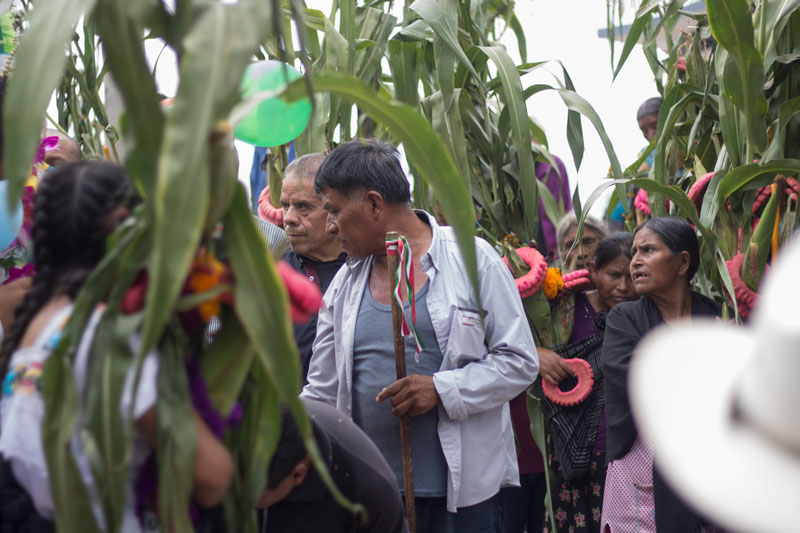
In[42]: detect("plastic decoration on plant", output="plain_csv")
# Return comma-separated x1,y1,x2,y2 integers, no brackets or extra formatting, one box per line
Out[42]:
234,60,312,148
542,267,565,300
501,246,548,298
753,178,800,214
634,187,651,216
725,253,766,320
562,269,591,292
687,172,715,215
257,185,283,226
276,261,322,324
542,358,594,406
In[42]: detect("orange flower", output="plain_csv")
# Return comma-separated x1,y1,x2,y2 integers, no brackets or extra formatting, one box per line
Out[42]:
542,267,564,300
186,252,229,323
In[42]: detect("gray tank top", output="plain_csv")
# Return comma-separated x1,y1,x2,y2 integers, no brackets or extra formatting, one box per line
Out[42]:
351,280,448,497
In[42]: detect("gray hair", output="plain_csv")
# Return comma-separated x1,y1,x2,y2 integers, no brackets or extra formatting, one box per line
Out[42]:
285,153,326,181
556,212,608,250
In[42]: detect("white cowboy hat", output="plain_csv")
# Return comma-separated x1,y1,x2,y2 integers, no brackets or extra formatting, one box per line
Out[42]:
629,241,800,533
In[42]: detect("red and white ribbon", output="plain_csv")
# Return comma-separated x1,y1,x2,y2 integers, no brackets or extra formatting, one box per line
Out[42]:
386,235,425,356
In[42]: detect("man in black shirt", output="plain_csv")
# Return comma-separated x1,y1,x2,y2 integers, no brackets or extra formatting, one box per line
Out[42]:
279,154,346,381
258,399,408,533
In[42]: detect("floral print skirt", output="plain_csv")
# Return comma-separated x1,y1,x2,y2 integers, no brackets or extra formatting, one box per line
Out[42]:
544,450,606,533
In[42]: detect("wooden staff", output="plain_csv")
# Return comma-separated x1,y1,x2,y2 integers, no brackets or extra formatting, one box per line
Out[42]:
386,231,416,533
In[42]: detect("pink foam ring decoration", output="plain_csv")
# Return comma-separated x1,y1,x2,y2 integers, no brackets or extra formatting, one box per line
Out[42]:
257,186,283,226
634,188,651,215
502,246,548,299
562,269,591,292
542,358,595,406
687,172,714,215
724,253,766,319
752,186,772,214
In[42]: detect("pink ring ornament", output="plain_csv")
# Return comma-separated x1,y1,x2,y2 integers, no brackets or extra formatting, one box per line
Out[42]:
562,269,591,292
502,246,548,298
542,358,594,406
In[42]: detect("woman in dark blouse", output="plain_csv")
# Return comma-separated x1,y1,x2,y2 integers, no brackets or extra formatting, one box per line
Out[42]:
600,217,721,532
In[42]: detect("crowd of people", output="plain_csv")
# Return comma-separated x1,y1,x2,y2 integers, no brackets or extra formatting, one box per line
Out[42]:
0,72,790,533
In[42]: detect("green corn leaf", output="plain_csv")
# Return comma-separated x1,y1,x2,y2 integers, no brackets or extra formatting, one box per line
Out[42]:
224,185,301,406
285,71,481,305
238,364,281,515
94,0,164,198
157,329,196,533
426,89,470,186
433,0,457,111
3,0,99,212
612,0,660,80
764,96,800,162
224,186,361,515
410,0,481,84
201,310,256,417
388,39,421,107
714,48,743,168
41,338,104,533
556,88,626,213
716,159,800,206
479,45,539,231
707,0,769,152
761,0,800,70
560,64,585,173
141,2,261,356
509,12,527,63
526,385,558,533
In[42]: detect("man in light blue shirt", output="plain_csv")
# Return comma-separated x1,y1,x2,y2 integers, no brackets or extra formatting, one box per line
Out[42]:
301,140,539,532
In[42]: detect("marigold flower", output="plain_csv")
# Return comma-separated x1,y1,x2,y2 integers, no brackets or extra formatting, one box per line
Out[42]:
186,252,230,323
542,267,565,300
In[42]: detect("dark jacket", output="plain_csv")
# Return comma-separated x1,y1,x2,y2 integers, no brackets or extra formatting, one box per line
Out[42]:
602,291,721,532
263,400,408,533
283,251,346,383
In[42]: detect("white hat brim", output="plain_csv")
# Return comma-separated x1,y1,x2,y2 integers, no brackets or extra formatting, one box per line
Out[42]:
630,321,800,533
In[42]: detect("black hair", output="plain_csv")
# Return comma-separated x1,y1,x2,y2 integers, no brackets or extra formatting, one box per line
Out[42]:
313,140,411,205
636,97,662,121
593,232,634,270
0,161,134,374
634,216,700,280
267,405,308,489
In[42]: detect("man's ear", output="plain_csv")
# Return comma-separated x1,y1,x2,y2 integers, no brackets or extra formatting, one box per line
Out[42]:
365,190,384,219
290,460,310,487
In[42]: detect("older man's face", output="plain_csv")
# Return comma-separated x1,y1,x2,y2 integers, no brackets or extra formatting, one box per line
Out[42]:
280,173,336,261
320,187,380,260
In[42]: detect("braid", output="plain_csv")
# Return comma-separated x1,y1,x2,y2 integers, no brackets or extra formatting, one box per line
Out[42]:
0,161,133,374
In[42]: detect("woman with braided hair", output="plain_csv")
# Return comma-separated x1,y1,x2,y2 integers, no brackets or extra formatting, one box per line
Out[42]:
0,161,233,532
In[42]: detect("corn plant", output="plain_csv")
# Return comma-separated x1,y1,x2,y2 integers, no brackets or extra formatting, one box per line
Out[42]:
0,0,483,531
601,0,800,318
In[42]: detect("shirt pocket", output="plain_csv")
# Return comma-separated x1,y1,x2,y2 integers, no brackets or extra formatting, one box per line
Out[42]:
445,308,487,368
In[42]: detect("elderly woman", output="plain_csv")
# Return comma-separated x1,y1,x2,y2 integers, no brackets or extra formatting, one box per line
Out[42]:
556,213,608,270
600,217,721,532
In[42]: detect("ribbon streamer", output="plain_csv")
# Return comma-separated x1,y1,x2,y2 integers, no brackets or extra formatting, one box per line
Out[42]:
385,235,425,355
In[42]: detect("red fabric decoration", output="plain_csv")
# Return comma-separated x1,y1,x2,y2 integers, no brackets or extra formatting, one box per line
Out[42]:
277,261,322,324
257,186,283,226
502,246,548,298
542,358,595,406
687,172,715,215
